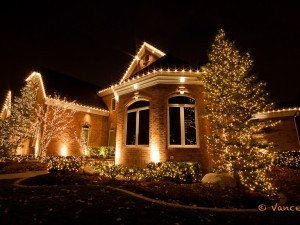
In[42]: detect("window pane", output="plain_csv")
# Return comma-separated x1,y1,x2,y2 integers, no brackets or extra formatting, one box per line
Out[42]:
184,107,196,145
138,109,149,145
128,101,149,110
126,112,136,145
169,107,181,145
81,128,89,145
168,96,195,104
295,114,300,141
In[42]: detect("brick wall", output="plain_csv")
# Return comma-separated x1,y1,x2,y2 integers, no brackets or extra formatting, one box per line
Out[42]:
264,117,300,152
46,110,109,156
115,84,211,169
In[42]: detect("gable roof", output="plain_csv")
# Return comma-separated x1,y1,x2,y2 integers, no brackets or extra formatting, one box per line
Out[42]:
125,53,192,81
31,67,108,110
120,42,166,83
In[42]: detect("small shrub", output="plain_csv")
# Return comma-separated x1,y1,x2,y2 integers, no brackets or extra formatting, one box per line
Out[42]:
273,151,300,169
46,156,85,173
90,161,122,179
88,146,115,158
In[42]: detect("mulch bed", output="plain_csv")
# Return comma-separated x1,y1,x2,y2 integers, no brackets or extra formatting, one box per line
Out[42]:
20,171,276,209
0,161,47,174
105,180,276,209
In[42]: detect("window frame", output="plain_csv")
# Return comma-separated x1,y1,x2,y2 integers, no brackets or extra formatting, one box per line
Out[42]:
81,125,90,147
111,98,116,111
168,96,199,148
125,102,150,147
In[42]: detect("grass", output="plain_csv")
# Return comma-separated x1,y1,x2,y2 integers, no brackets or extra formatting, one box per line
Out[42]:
0,162,300,224
20,168,278,209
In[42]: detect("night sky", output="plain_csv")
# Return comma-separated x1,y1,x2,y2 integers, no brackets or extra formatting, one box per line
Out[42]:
1,0,300,105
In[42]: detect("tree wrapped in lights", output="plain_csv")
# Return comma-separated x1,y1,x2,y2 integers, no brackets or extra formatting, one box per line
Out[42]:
0,80,38,155
200,29,278,194
35,94,77,158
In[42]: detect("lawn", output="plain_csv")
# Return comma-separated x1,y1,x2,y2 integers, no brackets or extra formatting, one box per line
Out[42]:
0,161,300,224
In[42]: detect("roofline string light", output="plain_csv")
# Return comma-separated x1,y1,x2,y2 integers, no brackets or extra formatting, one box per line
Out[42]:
98,67,201,94
120,42,166,83
26,71,109,113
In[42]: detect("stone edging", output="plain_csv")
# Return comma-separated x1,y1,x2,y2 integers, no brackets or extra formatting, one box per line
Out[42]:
12,175,287,212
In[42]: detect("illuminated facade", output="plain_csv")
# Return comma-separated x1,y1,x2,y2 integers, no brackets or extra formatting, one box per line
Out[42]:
1,42,299,167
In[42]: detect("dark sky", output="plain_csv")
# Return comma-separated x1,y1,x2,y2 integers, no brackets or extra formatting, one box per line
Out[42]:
1,0,300,105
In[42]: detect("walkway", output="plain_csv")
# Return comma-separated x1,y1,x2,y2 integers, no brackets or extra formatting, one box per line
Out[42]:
0,170,48,180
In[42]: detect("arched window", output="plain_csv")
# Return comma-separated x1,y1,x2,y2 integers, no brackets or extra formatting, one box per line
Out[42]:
126,100,150,146
168,96,197,147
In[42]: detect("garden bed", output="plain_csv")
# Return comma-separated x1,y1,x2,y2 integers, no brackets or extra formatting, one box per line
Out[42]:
0,161,47,174
20,171,276,209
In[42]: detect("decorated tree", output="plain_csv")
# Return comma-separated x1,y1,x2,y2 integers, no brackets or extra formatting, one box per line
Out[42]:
0,80,38,155
200,29,278,194
35,94,77,158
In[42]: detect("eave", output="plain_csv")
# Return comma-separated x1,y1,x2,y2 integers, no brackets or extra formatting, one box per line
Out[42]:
99,70,203,98
45,97,109,116
253,108,300,119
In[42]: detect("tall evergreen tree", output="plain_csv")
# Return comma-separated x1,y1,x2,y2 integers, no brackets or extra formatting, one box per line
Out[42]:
200,29,278,194
0,80,38,155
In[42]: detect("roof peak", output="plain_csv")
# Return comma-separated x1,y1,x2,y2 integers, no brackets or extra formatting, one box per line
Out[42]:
119,42,166,83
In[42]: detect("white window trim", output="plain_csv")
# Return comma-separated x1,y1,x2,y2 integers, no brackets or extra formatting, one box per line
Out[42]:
126,106,150,147
168,103,199,148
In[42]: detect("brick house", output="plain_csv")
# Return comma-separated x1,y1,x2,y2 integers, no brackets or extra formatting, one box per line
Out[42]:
253,109,300,152
1,42,299,168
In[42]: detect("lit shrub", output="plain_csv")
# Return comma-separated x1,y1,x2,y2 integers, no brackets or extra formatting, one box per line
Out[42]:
155,161,202,183
88,146,115,158
89,161,202,183
46,156,85,173
121,166,141,181
274,151,300,169
90,161,122,179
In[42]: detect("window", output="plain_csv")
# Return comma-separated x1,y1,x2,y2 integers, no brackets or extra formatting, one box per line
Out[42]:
168,96,197,147
108,128,115,147
145,54,150,62
126,100,150,146
81,124,90,147
143,54,150,65
111,98,116,111
295,112,300,145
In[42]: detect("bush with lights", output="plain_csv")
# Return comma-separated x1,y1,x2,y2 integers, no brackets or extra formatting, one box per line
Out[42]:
46,156,85,173
90,160,122,179
89,161,202,183
273,151,300,169
88,146,115,159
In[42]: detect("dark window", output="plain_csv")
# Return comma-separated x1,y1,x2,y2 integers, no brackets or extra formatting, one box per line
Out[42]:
168,96,197,146
295,113,300,145
145,54,150,62
126,101,150,145
169,107,181,145
126,112,136,145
